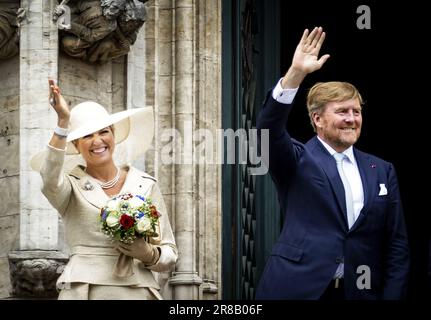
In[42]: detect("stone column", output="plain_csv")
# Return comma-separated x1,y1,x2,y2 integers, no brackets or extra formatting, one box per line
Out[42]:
127,17,146,171
165,0,203,299
0,1,20,298
146,0,222,299
144,0,178,299
195,0,222,300
7,0,68,299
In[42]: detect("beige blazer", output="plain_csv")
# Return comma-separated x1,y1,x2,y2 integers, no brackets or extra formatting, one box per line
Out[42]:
40,145,178,291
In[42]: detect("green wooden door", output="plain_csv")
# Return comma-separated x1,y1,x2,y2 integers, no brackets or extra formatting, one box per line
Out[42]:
222,0,281,300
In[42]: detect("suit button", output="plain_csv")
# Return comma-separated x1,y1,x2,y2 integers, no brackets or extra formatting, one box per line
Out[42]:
335,257,344,263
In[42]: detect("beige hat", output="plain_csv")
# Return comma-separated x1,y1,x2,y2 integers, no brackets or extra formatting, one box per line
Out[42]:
30,101,154,171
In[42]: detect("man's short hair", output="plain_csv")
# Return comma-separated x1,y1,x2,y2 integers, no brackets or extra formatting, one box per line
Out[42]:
307,81,363,132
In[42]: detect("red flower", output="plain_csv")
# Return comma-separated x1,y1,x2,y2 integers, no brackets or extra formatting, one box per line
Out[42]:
149,205,160,218
119,214,134,230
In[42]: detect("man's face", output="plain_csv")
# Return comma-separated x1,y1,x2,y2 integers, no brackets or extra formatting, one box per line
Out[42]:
313,98,362,152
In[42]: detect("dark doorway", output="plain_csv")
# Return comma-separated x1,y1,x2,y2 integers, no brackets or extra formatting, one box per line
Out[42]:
279,0,429,300
223,0,429,300
222,0,282,300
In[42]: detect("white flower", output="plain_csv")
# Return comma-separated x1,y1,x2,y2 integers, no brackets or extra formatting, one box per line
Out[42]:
106,199,120,211
135,216,152,234
106,214,120,227
128,196,144,209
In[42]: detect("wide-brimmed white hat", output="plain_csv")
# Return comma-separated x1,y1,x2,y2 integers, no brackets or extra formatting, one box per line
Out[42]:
30,101,154,171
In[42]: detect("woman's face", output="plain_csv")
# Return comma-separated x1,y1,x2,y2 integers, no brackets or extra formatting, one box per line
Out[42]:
75,127,115,168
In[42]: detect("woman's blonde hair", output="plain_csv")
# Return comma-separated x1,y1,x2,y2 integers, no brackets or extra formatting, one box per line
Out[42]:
306,81,363,132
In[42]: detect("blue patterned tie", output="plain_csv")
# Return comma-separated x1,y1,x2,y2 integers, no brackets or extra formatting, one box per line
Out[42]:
333,153,355,229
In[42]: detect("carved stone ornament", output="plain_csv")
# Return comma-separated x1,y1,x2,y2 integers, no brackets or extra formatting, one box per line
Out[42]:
0,6,26,60
53,0,148,64
8,251,68,299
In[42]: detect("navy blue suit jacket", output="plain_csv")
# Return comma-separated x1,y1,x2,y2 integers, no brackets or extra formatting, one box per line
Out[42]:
255,93,410,300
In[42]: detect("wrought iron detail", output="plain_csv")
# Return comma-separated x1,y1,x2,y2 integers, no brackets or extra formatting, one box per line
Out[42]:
240,0,258,300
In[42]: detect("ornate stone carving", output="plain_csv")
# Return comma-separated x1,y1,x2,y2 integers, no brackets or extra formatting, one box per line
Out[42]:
53,0,148,64
9,251,68,299
0,7,25,60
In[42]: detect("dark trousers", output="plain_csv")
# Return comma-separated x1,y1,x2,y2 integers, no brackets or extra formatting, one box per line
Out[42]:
319,278,345,301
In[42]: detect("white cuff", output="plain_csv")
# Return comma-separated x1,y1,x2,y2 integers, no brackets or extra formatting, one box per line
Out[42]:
272,78,299,104
54,126,69,138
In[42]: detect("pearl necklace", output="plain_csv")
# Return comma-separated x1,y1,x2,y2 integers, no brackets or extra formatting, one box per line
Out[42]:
93,167,121,189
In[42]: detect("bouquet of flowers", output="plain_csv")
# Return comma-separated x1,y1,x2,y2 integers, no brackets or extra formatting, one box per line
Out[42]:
99,192,161,244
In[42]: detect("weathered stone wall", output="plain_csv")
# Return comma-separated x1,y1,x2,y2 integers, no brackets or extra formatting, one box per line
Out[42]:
0,54,19,299
0,0,222,300
143,0,222,299
0,0,21,299
59,54,126,114
0,0,128,299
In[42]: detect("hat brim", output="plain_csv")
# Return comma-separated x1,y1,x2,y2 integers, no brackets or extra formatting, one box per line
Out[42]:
66,107,152,154
30,107,154,171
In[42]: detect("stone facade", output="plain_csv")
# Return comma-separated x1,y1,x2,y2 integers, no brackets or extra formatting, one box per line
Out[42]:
0,0,24,299
0,0,221,300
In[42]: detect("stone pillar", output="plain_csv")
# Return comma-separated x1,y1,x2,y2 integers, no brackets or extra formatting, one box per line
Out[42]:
6,0,68,299
167,0,203,300
19,0,60,251
0,2,20,298
144,0,222,299
127,17,146,171
144,0,178,299
195,0,222,300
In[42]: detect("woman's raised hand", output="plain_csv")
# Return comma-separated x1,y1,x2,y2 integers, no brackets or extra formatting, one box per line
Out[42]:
49,79,70,126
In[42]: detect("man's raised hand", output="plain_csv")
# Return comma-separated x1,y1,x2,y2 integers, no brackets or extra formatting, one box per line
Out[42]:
281,27,330,89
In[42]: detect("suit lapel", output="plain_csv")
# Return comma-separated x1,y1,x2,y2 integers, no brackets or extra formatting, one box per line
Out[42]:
308,138,379,232
119,167,154,197
349,148,378,232
308,137,349,230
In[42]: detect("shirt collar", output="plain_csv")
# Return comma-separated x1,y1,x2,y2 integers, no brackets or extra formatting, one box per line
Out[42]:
317,136,356,164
